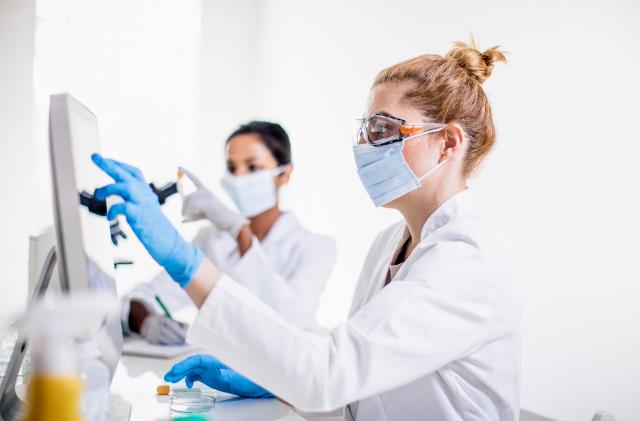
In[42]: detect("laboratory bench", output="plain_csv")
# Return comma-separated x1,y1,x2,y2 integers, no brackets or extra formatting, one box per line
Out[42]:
111,353,339,421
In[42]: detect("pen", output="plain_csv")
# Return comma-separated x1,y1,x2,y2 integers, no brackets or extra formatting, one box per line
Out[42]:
155,295,174,320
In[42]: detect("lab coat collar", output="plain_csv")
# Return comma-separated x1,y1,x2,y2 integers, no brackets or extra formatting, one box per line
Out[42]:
261,211,302,244
420,188,472,240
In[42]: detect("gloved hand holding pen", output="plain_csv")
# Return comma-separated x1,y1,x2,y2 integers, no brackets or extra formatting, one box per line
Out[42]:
127,299,189,345
164,354,274,398
140,313,188,345
92,153,204,288
180,167,248,239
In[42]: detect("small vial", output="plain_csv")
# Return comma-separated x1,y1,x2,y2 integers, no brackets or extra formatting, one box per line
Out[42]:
176,167,197,201
156,384,170,395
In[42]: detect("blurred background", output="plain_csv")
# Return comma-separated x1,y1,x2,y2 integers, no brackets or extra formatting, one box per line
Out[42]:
1,0,639,419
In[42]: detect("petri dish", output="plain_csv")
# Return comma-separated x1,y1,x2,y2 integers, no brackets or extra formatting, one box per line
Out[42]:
172,387,202,396
170,394,215,415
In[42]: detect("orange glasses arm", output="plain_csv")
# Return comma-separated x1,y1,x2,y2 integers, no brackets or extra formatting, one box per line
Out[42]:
399,125,424,136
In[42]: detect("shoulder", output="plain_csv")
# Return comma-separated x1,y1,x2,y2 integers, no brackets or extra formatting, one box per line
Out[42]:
417,189,512,264
428,207,511,265
409,202,519,300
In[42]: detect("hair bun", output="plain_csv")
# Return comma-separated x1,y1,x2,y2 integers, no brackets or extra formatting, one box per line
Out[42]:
446,40,506,84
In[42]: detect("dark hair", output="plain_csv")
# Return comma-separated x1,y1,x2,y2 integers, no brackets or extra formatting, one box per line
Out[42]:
226,121,292,165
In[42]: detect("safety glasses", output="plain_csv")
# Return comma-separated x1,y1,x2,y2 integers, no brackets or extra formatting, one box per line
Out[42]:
353,113,447,147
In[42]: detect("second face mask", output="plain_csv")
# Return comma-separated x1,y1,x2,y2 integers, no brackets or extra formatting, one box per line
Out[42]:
220,167,284,217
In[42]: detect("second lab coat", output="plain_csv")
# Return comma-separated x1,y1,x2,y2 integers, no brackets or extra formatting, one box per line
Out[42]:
123,212,336,329
186,189,521,420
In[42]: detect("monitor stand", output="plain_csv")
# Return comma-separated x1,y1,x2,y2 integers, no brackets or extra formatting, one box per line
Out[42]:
0,247,131,421
0,247,56,421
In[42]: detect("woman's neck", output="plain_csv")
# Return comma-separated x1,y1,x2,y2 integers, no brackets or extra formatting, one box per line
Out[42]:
397,181,466,259
249,206,282,241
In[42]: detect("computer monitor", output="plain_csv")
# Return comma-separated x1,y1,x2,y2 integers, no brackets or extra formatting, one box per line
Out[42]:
0,93,125,421
49,92,116,291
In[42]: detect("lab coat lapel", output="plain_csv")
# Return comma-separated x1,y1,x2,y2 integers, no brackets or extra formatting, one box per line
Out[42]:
352,189,471,315
392,189,470,283
350,223,406,315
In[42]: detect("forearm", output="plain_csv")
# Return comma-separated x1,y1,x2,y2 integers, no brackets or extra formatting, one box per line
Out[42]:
236,225,253,256
184,258,223,308
188,277,496,412
187,278,336,410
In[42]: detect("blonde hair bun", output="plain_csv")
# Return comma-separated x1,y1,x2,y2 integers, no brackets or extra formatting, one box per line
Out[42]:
446,40,506,84
373,39,507,175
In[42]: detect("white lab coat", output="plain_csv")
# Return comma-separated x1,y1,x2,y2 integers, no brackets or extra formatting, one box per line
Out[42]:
187,189,521,420
123,212,336,329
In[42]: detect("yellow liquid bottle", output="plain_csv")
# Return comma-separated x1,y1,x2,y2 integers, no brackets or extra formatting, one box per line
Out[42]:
21,309,86,421
20,293,119,421
24,375,83,421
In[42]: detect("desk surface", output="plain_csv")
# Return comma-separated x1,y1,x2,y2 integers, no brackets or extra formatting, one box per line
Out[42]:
111,353,304,421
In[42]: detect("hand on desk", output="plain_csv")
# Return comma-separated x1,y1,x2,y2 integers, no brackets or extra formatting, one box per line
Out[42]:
164,354,274,398
128,300,188,345
140,314,188,345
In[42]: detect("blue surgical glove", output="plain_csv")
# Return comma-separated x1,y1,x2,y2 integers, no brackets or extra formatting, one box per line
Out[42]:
92,153,203,287
164,354,274,399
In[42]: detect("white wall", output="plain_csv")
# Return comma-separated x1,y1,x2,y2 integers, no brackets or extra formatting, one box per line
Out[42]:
197,0,263,180
199,0,639,419
0,0,35,318
0,0,206,311
31,0,204,292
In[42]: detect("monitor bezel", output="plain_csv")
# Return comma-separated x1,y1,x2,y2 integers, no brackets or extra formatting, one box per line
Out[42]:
48,92,94,292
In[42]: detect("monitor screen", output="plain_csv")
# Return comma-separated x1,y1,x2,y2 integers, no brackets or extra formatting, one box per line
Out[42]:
49,93,115,291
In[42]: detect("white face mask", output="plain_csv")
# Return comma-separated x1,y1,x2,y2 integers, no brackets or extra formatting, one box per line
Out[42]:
220,166,286,217
353,137,447,207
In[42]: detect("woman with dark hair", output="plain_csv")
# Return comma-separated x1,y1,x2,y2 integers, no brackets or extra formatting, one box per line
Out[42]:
121,121,336,347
